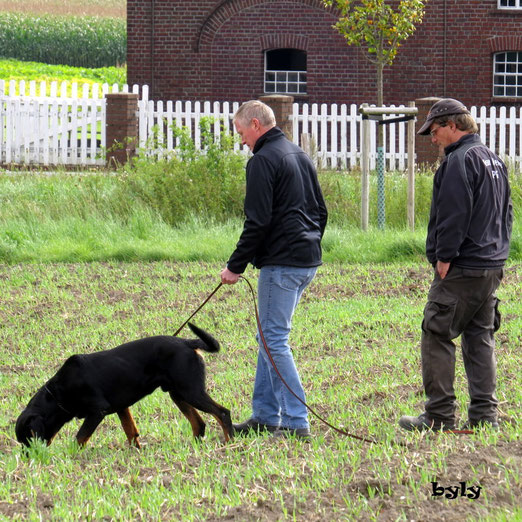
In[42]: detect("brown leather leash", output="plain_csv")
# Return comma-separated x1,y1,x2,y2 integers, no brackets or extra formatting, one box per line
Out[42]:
175,277,474,441
174,282,223,337
175,276,377,443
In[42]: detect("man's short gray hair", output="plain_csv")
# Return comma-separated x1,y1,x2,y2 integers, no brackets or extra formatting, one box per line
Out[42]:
234,100,276,128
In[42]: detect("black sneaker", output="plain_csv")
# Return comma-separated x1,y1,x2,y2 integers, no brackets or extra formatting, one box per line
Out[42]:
232,418,279,435
461,419,499,430
272,427,311,440
399,412,455,432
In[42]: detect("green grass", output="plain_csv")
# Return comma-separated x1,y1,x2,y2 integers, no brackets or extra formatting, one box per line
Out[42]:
0,261,520,520
0,169,520,264
0,57,126,91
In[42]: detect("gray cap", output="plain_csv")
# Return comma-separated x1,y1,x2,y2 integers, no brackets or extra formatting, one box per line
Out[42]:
417,98,470,135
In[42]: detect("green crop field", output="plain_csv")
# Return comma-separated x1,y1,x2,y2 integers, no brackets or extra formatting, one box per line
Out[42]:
0,261,520,520
0,12,126,68
0,58,126,92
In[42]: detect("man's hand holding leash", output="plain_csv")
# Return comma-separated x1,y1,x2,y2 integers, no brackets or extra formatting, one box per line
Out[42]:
221,267,240,285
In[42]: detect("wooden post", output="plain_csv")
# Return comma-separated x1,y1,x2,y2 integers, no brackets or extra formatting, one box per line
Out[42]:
361,104,370,231
407,101,416,230
359,104,418,231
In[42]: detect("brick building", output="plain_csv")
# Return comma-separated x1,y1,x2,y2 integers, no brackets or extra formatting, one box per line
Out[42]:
127,1,522,108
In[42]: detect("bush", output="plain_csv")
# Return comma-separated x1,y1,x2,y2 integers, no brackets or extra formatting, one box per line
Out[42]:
0,12,126,68
119,118,247,225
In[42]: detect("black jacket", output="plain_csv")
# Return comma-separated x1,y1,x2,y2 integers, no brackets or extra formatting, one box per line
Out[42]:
227,127,328,274
426,133,513,269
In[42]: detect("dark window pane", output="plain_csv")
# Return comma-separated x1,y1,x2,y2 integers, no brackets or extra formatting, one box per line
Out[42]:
266,49,307,71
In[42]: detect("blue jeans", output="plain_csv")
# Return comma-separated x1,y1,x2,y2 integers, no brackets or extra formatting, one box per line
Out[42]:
252,265,317,430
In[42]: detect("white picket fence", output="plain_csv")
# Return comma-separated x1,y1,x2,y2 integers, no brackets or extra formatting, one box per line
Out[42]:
2,79,522,170
0,80,149,166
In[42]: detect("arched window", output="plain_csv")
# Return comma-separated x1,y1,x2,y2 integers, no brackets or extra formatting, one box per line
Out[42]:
264,49,307,95
493,51,522,97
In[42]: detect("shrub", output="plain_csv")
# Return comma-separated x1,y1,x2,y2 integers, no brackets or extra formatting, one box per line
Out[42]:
119,118,247,225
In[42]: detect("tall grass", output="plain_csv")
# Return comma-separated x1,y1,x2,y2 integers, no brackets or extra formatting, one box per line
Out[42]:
0,167,520,264
0,12,126,67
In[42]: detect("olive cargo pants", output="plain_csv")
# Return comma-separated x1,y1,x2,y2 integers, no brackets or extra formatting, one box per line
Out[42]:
421,266,503,424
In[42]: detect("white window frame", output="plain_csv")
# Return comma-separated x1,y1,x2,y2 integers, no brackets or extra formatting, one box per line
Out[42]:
493,51,522,98
264,70,307,95
264,50,307,95
498,0,522,8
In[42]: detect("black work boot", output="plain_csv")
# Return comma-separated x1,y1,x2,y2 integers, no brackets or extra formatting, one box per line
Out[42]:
461,418,499,430
232,418,279,435
399,412,455,432
272,427,311,440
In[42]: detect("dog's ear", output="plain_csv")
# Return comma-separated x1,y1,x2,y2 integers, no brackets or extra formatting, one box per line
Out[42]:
16,413,47,446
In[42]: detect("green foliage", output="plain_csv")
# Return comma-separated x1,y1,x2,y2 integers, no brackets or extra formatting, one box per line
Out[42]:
0,12,126,67
325,0,426,104
326,0,425,65
0,58,126,90
119,118,247,226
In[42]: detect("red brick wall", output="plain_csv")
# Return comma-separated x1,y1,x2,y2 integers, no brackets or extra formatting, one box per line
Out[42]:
127,0,522,108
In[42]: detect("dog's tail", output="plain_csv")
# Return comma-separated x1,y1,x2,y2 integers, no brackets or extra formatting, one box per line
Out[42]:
186,322,220,353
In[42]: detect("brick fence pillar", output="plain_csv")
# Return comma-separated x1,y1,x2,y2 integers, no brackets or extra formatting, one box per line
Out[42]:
259,94,294,139
415,97,442,167
105,93,139,166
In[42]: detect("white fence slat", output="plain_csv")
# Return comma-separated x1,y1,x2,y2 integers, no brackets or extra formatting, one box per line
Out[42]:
166,100,174,151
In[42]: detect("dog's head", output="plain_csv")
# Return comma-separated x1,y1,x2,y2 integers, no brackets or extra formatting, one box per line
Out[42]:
15,410,47,446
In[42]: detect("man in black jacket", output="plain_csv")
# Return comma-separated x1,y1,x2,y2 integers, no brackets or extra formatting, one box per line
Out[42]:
399,99,513,432
221,100,327,439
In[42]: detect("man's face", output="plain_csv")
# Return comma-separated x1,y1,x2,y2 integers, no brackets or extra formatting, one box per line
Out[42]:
429,121,457,149
234,117,260,151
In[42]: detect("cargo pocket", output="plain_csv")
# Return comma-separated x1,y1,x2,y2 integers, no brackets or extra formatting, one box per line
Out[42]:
422,297,458,340
493,297,501,332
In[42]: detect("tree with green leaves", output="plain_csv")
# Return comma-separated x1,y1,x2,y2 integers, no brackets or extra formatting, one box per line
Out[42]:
324,0,426,106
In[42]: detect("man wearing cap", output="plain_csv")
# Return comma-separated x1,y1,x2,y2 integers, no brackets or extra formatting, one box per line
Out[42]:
399,98,513,432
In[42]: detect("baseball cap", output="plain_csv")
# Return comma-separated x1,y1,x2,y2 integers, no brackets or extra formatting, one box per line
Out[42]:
417,98,470,135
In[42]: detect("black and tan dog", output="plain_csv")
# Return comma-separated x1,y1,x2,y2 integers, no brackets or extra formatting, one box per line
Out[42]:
15,323,232,448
